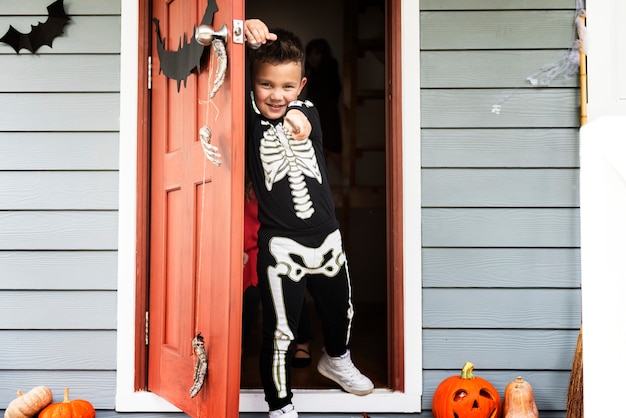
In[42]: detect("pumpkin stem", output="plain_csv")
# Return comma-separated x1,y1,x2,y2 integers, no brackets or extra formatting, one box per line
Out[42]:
16,390,23,396
63,387,70,403
460,362,475,380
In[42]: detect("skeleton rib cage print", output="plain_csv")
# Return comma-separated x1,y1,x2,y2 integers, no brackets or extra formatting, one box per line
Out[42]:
259,113,323,220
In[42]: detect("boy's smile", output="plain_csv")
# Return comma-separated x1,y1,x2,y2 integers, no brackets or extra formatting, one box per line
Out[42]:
252,61,307,120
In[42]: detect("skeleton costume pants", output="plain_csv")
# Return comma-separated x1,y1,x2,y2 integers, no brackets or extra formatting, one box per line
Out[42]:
257,224,354,410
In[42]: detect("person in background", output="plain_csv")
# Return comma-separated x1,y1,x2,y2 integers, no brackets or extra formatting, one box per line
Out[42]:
305,38,343,172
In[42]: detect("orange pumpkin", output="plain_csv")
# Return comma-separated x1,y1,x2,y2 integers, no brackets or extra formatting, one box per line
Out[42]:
38,387,95,418
503,376,539,418
432,362,502,418
3,386,52,418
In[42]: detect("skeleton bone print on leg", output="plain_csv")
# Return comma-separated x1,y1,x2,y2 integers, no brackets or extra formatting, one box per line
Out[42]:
267,229,353,398
260,117,322,219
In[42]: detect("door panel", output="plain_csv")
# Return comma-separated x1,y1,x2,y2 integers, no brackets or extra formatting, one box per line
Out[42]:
148,0,245,416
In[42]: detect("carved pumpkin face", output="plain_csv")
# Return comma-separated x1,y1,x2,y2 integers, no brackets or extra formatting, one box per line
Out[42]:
432,362,502,418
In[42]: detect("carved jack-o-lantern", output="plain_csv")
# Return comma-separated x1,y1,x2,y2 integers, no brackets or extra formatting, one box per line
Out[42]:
432,362,502,418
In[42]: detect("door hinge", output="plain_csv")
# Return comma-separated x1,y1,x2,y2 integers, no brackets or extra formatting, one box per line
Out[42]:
145,311,149,345
147,56,152,90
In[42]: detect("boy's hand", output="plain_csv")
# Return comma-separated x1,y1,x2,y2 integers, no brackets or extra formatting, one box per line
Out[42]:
284,110,312,141
244,19,277,48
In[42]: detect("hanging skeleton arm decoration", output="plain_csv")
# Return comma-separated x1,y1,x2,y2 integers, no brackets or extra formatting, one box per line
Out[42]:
195,24,228,167
189,333,208,398
186,23,230,400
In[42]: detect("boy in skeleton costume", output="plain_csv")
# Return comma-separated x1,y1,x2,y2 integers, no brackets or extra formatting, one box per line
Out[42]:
244,21,374,418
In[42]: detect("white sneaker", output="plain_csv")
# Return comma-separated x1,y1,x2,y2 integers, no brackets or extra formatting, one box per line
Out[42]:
268,403,298,418
317,348,374,395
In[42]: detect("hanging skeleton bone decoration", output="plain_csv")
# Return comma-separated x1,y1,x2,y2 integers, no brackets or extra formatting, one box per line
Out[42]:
199,125,222,166
195,22,227,166
189,333,208,398
210,38,227,99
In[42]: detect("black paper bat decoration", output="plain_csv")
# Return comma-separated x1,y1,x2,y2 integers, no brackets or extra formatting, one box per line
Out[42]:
0,0,70,54
153,0,218,91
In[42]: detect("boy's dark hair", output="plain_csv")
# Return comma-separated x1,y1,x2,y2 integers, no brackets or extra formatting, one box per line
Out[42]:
249,28,305,76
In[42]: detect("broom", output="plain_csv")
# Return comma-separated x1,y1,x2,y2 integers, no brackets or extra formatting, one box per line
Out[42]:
566,328,583,418
563,3,588,415
567,10,586,418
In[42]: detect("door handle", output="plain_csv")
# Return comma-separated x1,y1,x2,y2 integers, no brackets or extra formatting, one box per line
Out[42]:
195,23,228,45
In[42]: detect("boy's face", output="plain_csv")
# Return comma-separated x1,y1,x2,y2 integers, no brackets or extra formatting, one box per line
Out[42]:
252,61,307,120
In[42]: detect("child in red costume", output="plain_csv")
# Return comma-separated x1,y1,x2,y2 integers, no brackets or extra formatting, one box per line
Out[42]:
242,186,261,348
244,188,260,290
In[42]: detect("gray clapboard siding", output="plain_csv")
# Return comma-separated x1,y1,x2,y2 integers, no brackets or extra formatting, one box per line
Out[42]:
2,0,120,15
0,251,117,290
0,0,123,415
422,248,580,288
423,370,571,412
420,0,575,10
0,93,119,131
422,169,579,207
0,331,115,369
0,291,116,329
421,89,580,128
421,50,579,88
421,128,580,168
423,330,579,370
419,1,580,416
423,289,581,328
0,133,119,170
0,211,118,250
0,171,119,210
0,16,121,54
422,208,580,247
0,371,116,408
420,11,576,50
0,55,120,92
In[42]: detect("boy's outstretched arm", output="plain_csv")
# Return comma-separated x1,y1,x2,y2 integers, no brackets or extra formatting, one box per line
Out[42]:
285,109,312,141
244,19,277,47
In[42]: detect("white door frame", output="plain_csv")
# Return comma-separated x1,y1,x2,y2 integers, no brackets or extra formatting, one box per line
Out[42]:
115,0,423,413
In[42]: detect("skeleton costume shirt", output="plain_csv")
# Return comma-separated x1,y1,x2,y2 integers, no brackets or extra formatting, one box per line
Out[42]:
247,94,335,230
246,93,355,410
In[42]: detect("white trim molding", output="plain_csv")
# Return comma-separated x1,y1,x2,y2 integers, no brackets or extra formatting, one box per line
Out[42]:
116,0,422,413
580,116,626,418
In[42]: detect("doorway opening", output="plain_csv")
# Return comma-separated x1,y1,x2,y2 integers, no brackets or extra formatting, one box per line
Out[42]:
241,0,389,390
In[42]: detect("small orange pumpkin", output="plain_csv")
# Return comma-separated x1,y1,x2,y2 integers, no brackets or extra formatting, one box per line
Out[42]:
432,362,502,418
503,376,539,418
3,386,52,418
38,387,95,418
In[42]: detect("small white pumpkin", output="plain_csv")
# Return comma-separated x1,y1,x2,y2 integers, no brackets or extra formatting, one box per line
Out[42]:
4,386,53,418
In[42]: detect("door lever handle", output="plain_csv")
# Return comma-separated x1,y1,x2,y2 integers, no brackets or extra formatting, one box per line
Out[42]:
195,23,228,45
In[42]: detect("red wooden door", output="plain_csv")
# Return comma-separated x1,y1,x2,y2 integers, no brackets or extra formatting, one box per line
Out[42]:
147,0,245,416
